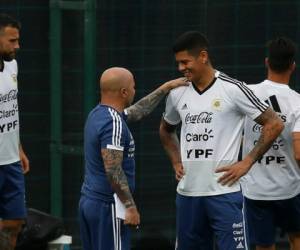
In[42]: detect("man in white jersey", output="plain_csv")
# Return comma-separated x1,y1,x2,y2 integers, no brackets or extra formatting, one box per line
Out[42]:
0,14,30,250
241,37,300,250
159,31,284,250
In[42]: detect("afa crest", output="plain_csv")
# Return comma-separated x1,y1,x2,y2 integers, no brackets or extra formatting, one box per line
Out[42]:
212,99,222,110
11,74,17,83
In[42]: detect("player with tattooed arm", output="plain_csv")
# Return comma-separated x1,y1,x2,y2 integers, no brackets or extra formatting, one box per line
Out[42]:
78,67,187,250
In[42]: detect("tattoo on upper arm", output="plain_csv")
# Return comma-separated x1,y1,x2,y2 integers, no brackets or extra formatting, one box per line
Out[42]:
126,89,165,122
101,149,135,208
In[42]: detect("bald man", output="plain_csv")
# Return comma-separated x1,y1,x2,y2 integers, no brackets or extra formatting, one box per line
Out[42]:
79,67,187,250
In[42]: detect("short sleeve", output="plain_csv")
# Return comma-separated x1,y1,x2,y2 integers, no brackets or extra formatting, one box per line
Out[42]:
100,112,124,151
163,92,181,125
231,82,268,120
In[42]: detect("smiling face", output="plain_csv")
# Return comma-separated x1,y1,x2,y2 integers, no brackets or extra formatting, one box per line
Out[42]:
0,26,20,61
175,50,208,84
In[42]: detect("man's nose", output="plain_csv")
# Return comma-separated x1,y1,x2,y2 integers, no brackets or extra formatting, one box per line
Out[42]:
178,63,185,72
14,42,20,50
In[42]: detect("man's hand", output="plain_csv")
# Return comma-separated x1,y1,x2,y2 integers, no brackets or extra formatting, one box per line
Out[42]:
124,206,140,227
215,158,253,186
160,77,189,94
173,162,185,181
19,146,30,174
126,78,189,123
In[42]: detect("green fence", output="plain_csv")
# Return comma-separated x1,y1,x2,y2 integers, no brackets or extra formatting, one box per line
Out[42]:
1,0,300,249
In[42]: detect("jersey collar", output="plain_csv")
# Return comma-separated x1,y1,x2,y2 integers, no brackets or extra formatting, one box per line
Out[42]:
192,77,217,95
264,80,290,89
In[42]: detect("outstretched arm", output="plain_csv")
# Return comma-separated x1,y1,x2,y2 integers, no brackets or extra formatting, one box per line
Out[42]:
159,119,184,181
126,78,187,122
101,148,140,226
216,107,284,186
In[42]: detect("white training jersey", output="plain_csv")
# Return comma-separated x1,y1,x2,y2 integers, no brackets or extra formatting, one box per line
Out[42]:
0,60,20,165
163,71,268,196
241,80,300,200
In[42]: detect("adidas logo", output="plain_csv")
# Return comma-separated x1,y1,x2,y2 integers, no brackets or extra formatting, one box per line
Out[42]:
181,104,188,110
236,242,244,249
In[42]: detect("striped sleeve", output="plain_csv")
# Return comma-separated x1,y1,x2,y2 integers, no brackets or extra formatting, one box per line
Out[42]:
103,108,124,151
219,73,268,118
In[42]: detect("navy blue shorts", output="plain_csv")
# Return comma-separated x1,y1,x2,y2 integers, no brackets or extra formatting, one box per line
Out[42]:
79,195,131,250
0,161,26,220
245,194,300,247
176,192,249,250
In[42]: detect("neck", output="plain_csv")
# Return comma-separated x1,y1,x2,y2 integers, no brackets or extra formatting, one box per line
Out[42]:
100,96,125,113
194,66,215,91
267,70,290,85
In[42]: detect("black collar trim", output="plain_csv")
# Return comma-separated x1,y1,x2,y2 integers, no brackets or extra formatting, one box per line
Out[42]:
192,77,217,95
0,61,4,72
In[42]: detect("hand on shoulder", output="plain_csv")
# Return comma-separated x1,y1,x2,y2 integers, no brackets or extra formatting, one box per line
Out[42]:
161,77,189,93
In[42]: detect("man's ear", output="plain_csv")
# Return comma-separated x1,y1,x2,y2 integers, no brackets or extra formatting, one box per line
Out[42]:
265,57,269,68
291,61,296,72
199,50,208,64
120,87,128,97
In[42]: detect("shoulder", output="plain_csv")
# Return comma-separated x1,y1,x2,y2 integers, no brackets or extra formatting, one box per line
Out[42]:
217,72,243,88
96,105,123,121
87,105,125,131
216,71,251,94
88,105,114,123
4,59,18,73
245,81,266,93
167,83,191,102
289,89,300,103
169,83,190,95
290,88,300,97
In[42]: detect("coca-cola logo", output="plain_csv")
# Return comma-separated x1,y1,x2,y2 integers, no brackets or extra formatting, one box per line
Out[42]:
0,90,18,104
185,112,213,124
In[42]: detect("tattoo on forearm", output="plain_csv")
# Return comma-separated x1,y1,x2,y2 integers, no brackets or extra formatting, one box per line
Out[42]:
249,108,283,163
126,89,165,122
102,149,135,208
0,228,13,250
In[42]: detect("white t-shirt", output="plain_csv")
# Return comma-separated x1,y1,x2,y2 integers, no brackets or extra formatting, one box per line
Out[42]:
163,71,268,196
0,60,20,165
242,80,300,200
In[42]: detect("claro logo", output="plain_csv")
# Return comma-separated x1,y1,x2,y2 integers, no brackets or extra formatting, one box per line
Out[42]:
184,112,213,124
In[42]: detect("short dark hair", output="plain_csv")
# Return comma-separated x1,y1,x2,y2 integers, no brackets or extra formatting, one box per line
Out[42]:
0,13,21,32
267,37,296,73
173,31,209,57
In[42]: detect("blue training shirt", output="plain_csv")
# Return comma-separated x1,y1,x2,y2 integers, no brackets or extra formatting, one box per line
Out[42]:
81,104,135,202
